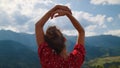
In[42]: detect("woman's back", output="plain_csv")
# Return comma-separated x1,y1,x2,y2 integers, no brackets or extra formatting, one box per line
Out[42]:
38,42,85,68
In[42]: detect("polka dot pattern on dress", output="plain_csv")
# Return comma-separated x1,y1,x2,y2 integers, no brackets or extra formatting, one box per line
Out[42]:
38,42,86,68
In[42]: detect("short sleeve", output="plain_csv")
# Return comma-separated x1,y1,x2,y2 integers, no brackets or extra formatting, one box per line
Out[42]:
68,44,86,67
72,44,85,56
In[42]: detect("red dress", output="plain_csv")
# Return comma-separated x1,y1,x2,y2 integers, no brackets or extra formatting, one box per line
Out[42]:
38,42,86,68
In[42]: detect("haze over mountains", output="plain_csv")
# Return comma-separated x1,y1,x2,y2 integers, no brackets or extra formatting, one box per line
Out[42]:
0,30,120,68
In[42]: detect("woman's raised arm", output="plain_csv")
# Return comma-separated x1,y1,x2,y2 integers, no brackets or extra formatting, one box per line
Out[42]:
35,9,51,46
35,5,72,46
66,12,85,45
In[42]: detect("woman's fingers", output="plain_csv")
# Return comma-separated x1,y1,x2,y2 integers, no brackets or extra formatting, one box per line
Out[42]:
51,10,60,19
51,13,54,19
51,10,59,19
54,10,65,17
51,11,57,19
51,10,67,19
50,5,72,19
54,5,72,14
59,6,72,14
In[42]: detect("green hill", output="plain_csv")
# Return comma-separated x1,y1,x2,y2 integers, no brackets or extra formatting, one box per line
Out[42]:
88,56,120,68
0,40,41,68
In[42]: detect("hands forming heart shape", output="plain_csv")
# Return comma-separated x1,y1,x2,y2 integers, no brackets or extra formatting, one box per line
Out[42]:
49,5,72,19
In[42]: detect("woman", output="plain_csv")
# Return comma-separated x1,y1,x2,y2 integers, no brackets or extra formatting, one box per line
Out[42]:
35,5,85,68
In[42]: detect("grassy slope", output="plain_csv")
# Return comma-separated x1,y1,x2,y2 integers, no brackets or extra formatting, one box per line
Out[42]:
88,56,120,66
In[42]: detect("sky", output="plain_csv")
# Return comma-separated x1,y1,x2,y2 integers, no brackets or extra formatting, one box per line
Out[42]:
0,0,120,37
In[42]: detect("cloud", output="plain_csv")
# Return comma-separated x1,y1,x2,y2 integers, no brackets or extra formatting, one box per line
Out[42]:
104,29,120,36
90,0,120,5
0,0,73,34
0,26,19,32
0,10,29,33
62,30,78,36
107,17,113,22
0,0,56,34
87,14,106,26
73,11,112,30
74,11,106,26
64,3,71,8
85,25,97,31
44,11,113,36
118,14,120,19
0,11,14,26
0,0,55,16
62,28,98,37
12,11,31,25
0,0,118,37
85,31,97,37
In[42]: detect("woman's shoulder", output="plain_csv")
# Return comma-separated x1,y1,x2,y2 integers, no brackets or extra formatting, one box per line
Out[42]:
38,42,50,53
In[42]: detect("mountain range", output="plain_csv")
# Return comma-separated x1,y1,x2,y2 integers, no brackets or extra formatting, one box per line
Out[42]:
0,30,120,68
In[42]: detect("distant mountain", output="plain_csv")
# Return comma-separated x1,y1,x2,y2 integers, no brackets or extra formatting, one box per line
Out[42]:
0,40,41,68
85,35,120,47
66,35,120,60
85,35,120,60
0,30,120,67
0,30,37,51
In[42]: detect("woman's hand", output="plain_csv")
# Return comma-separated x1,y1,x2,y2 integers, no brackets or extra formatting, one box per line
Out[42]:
50,5,72,19
51,9,71,18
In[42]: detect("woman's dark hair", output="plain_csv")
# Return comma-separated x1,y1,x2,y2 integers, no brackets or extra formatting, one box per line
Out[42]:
44,26,65,54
